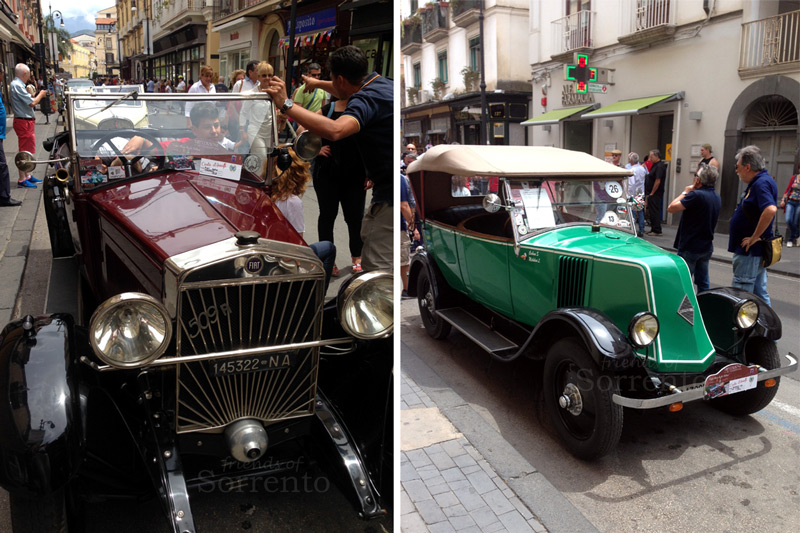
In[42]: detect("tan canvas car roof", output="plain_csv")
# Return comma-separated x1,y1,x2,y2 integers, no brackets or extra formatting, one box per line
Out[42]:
407,145,633,178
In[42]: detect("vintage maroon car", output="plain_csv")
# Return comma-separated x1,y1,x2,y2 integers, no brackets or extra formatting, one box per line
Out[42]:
0,90,393,531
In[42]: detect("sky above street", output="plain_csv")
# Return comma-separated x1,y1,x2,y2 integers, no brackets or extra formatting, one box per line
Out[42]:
47,1,116,31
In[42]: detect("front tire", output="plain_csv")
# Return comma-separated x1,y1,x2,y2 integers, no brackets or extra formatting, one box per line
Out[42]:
712,337,780,416
416,268,451,340
543,338,623,460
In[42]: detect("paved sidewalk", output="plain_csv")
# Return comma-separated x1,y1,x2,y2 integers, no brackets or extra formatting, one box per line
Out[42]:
1,109,59,324
401,344,599,533
401,373,548,533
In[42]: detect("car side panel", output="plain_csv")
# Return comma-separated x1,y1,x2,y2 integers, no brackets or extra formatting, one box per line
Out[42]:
456,233,513,316
425,223,468,294
509,245,560,326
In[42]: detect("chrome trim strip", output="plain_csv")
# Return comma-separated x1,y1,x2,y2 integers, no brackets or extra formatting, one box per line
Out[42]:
80,338,355,372
612,353,797,409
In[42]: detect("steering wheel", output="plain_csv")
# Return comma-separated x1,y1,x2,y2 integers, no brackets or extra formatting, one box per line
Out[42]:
90,129,166,177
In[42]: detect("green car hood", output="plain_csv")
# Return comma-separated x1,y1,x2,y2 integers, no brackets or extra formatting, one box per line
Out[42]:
520,227,716,373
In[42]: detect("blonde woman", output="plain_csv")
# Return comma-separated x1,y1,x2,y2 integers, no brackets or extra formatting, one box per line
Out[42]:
240,61,274,158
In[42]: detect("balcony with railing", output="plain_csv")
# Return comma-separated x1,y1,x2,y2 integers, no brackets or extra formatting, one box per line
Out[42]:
739,10,800,79
422,4,449,43
550,10,593,62
451,0,482,29
618,0,676,46
154,0,206,32
401,19,423,54
213,0,267,22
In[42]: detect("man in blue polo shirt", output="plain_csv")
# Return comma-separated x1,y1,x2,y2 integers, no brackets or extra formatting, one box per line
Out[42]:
0,68,22,206
728,145,778,306
667,163,721,292
266,46,392,272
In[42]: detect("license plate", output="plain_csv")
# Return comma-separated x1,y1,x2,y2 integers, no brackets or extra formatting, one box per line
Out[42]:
208,352,298,377
703,363,759,400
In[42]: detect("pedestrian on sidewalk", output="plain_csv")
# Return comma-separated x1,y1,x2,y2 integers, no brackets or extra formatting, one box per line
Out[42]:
667,164,721,292
0,69,22,206
628,152,647,234
10,64,47,188
729,145,777,306
779,163,800,248
699,143,720,170
645,149,667,236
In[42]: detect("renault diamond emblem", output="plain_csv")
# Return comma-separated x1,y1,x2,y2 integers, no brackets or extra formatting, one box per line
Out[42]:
677,294,694,326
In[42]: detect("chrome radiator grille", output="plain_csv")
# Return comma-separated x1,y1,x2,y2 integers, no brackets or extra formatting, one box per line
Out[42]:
175,277,323,433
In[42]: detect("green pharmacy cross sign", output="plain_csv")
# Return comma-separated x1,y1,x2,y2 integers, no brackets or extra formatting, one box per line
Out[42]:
564,54,597,94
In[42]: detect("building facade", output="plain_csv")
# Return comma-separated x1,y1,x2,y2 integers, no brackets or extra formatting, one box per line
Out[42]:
401,0,532,147
1,0,42,101
525,0,799,232
95,5,118,77
63,37,94,78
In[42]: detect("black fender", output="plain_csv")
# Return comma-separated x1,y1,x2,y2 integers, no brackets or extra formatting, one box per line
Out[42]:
407,251,459,307
43,130,69,154
697,287,781,355
530,308,636,372
0,314,85,496
43,172,76,258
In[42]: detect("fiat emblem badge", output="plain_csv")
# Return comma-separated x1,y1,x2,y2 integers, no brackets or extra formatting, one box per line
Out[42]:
244,256,263,275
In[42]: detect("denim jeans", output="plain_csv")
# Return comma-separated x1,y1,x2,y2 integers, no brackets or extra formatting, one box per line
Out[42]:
635,209,645,235
678,249,712,292
310,241,336,293
785,200,800,241
732,253,770,306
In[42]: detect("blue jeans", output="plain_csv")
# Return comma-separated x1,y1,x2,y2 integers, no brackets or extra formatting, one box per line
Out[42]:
635,209,645,235
785,200,800,241
310,241,336,292
678,249,712,292
732,253,770,306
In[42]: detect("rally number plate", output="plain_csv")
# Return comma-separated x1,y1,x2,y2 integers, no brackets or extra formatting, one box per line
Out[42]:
703,363,759,400
208,352,297,377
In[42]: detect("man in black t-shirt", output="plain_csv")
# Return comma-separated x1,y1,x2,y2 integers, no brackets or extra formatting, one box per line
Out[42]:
645,149,667,235
266,46,393,271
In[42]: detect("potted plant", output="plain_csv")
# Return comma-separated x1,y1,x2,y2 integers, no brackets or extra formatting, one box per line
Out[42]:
430,78,445,100
407,86,420,105
461,66,480,92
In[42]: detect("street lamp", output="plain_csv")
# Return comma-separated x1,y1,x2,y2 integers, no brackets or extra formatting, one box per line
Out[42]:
49,2,65,76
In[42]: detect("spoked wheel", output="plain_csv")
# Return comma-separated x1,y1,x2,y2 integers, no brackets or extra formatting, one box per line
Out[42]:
416,268,451,340
543,338,623,460
712,337,781,416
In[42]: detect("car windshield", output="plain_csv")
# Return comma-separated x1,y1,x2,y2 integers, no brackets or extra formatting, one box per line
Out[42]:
67,79,95,88
70,92,277,188
505,177,636,239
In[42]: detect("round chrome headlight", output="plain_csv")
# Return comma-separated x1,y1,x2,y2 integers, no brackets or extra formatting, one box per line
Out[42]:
629,312,659,348
735,300,759,330
90,293,172,368
337,270,393,340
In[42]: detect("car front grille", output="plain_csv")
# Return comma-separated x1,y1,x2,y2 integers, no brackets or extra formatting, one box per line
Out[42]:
174,276,323,433
558,256,588,307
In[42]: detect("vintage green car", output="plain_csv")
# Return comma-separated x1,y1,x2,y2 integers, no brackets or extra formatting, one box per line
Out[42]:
406,145,796,460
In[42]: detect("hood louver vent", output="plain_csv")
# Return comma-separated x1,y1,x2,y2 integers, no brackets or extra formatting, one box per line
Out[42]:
558,256,588,307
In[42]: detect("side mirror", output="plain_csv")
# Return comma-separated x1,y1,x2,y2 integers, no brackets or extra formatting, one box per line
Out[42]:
483,193,502,213
293,131,322,161
15,152,36,173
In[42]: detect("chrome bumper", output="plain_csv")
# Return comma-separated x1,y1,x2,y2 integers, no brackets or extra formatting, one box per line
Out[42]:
612,353,797,409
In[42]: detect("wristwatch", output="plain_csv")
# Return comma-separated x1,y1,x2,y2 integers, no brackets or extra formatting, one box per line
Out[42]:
281,99,294,113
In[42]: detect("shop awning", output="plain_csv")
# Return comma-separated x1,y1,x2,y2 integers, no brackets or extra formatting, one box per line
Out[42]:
582,93,684,118
521,104,595,126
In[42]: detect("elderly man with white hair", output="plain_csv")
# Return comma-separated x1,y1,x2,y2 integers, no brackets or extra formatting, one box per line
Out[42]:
10,63,48,188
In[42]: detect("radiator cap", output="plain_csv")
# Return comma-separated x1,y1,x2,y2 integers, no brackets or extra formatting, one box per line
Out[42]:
235,231,261,246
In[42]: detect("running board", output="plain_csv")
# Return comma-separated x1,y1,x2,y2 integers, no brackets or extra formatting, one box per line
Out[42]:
437,308,519,357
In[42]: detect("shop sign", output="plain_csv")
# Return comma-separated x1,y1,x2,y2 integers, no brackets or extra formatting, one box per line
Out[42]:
229,32,239,41
289,8,337,34
405,120,422,136
561,84,594,107
490,104,504,119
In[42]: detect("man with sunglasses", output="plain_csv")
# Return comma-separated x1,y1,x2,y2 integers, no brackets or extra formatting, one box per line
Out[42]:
667,164,721,292
292,63,326,113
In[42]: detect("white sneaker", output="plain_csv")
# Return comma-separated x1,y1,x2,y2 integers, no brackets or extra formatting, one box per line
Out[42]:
787,241,793,248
